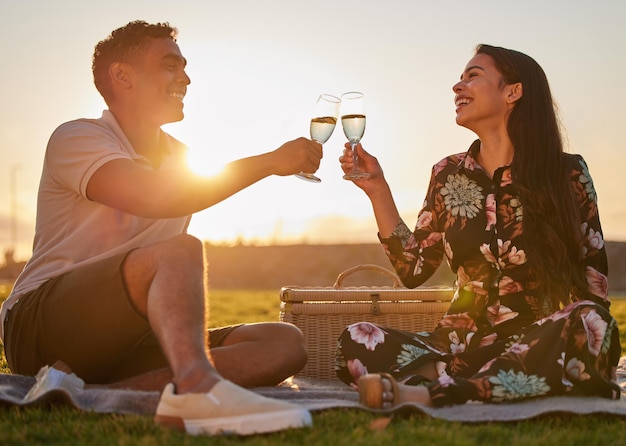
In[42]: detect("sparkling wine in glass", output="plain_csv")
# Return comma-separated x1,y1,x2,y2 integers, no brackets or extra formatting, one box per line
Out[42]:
340,91,370,180
295,94,341,183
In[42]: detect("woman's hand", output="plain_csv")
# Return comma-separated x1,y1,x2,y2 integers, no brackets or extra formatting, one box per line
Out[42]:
339,142,400,236
339,142,385,193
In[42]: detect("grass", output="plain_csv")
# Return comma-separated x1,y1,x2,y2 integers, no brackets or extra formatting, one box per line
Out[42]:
1,286,626,445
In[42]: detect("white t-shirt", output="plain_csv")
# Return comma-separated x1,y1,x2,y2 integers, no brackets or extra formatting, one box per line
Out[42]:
0,110,191,341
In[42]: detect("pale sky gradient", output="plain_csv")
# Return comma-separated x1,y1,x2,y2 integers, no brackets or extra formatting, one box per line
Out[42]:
1,0,625,260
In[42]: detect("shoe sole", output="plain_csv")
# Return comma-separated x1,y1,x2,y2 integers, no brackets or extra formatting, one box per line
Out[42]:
155,407,312,436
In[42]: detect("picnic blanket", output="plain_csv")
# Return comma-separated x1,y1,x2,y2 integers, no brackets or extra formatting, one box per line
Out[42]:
2,357,626,422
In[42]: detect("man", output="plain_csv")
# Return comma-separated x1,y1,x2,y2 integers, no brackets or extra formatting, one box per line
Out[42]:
0,20,321,436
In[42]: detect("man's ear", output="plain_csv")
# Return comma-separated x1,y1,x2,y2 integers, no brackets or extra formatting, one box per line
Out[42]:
109,62,133,89
507,82,523,104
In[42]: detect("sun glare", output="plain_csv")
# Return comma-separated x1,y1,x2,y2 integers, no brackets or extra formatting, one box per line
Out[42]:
186,147,226,177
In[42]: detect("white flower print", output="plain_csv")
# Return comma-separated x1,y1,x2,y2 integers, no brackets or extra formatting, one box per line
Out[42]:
509,198,523,222
565,357,591,382
440,174,484,218
449,331,473,354
413,256,424,276
557,353,574,388
347,322,385,351
587,228,604,250
580,221,588,236
579,159,597,203
448,331,465,353
581,309,608,356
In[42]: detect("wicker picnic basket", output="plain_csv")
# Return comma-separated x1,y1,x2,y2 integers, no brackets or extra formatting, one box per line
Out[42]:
279,264,453,379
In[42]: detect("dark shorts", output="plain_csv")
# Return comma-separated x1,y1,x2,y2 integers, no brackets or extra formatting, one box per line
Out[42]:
3,251,239,384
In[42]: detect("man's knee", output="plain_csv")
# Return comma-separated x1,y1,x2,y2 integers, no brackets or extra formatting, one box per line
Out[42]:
166,234,204,262
142,234,205,275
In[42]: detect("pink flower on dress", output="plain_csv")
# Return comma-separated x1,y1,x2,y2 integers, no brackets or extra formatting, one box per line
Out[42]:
439,312,477,331
540,303,575,323
565,357,591,381
581,309,608,356
507,342,530,356
586,266,608,300
404,235,419,251
463,153,475,171
466,281,488,296
347,358,368,382
478,357,497,373
507,246,527,265
347,322,385,351
449,330,474,353
456,266,469,287
480,243,497,264
486,303,519,326
497,239,512,257
498,276,524,295
485,193,496,231
500,169,512,186
420,232,442,249
478,332,498,347
438,373,455,387
587,228,604,250
416,211,433,230
433,158,449,176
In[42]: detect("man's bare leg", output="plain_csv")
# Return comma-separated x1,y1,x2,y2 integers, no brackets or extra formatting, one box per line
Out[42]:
101,322,307,391
212,322,307,387
121,234,219,394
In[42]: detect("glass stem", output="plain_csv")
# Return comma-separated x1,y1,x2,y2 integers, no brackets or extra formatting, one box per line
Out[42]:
351,142,359,170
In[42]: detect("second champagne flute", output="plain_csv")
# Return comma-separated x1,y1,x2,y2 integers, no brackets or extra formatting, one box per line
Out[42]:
340,91,370,180
294,94,341,183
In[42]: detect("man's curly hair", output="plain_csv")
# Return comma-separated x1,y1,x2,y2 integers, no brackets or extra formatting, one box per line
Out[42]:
92,20,178,104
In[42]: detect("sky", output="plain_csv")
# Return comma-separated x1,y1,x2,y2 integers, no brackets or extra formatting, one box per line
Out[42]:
1,0,625,260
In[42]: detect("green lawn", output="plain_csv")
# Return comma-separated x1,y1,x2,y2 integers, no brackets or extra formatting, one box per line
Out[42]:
1,287,626,445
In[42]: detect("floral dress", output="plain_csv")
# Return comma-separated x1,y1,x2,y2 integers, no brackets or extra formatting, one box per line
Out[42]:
335,140,621,406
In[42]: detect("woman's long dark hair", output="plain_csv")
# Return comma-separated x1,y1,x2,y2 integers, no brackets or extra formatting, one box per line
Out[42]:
476,44,587,307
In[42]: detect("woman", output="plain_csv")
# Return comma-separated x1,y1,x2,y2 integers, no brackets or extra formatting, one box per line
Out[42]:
336,44,621,408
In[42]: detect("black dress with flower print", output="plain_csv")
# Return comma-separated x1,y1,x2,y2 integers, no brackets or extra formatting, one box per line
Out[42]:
335,140,621,405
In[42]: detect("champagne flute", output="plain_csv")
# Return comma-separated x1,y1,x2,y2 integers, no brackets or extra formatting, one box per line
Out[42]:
340,91,370,180
294,94,341,183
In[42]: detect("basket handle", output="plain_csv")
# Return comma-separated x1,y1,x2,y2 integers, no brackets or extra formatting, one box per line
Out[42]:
333,264,402,288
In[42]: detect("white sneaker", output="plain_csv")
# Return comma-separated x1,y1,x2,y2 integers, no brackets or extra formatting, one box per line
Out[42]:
155,381,312,436
24,362,85,402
